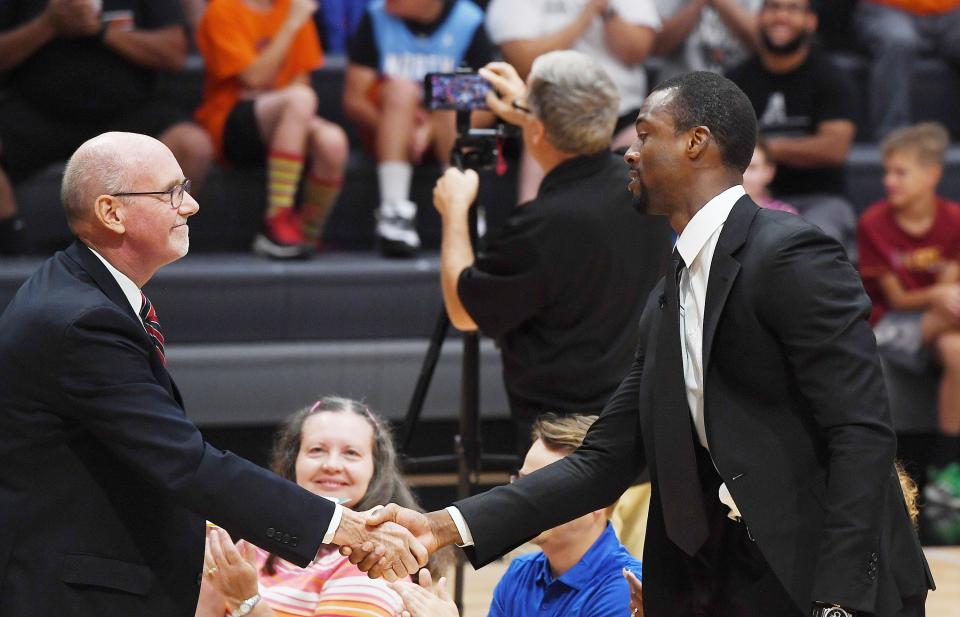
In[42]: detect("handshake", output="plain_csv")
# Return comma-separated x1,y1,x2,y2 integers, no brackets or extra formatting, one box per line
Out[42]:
332,504,460,581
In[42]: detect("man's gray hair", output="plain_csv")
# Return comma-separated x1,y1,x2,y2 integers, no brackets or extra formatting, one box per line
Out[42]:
527,50,620,155
61,137,130,229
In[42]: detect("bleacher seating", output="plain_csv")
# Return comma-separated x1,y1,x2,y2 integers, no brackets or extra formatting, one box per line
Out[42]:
10,51,960,254
3,47,959,438
831,52,960,143
0,252,511,427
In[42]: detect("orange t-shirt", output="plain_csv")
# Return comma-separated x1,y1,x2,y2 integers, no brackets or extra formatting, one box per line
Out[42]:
195,0,323,157
870,0,960,15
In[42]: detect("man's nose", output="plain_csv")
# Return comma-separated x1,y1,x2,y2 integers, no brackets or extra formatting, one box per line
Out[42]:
624,147,639,165
180,192,200,217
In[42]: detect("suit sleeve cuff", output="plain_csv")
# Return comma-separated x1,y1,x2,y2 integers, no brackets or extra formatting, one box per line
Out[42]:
321,503,344,546
445,506,475,547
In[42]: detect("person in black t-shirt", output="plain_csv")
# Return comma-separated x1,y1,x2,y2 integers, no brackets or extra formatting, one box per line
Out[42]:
0,160,25,256
726,0,857,252
0,0,213,254
343,0,494,257
431,50,672,448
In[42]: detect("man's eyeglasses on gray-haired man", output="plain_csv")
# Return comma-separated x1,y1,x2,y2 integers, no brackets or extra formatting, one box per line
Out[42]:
111,179,192,209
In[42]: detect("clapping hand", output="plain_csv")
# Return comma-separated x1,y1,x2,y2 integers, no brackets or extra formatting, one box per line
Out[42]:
285,0,318,31
623,567,643,616
48,0,100,37
390,569,459,617
333,506,430,582
202,528,260,614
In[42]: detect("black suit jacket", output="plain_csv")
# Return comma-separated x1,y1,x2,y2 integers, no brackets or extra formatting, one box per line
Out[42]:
0,242,334,616
455,197,934,616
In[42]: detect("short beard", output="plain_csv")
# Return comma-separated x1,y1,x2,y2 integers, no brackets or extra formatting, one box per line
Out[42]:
631,183,650,214
760,29,810,56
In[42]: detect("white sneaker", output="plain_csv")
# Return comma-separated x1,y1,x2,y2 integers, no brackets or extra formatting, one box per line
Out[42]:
376,199,420,257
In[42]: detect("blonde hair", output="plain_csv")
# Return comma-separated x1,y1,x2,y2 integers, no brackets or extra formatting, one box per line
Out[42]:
531,413,599,453
880,122,949,167
896,462,919,526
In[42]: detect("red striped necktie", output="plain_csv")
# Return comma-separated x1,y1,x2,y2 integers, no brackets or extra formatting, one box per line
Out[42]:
139,292,166,366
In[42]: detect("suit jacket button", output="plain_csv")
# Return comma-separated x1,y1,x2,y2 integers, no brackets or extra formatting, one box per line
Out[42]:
282,533,291,544
291,536,298,547
266,527,275,538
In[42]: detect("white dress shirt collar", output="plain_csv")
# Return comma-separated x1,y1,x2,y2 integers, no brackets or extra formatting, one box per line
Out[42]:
674,185,745,267
87,246,142,316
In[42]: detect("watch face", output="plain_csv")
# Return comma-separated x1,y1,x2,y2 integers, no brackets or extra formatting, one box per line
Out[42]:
824,609,848,617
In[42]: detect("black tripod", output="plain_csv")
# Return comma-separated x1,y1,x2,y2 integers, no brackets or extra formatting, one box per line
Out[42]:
398,110,517,609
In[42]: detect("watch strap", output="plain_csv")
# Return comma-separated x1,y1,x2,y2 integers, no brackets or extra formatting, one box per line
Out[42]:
229,593,261,617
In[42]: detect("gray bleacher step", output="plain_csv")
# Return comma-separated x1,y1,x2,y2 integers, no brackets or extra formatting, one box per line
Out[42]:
168,338,509,427
1,252,448,343
147,251,445,342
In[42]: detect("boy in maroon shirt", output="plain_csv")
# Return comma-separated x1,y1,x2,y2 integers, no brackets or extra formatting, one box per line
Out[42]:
858,122,960,513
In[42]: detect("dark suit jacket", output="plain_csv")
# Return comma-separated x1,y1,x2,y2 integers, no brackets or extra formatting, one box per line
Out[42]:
0,242,334,616
455,197,934,616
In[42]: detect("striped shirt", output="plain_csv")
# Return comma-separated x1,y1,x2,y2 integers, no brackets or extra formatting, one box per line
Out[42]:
249,546,403,617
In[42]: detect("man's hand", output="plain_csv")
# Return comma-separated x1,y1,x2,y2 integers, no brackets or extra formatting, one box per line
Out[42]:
332,507,429,582
341,505,463,580
390,569,460,617
433,168,479,219
478,62,530,127
587,0,611,18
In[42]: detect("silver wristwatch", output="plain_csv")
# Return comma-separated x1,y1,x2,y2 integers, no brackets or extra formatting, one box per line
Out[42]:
812,604,855,617
229,593,261,617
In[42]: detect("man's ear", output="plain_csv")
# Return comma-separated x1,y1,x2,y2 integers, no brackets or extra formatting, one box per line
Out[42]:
93,195,126,234
687,126,712,161
528,116,548,147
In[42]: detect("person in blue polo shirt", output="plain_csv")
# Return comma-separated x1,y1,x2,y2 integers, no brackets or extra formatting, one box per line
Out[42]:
391,413,642,617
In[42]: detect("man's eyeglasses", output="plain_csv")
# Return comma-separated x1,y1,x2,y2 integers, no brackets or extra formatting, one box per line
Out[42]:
111,179,192,209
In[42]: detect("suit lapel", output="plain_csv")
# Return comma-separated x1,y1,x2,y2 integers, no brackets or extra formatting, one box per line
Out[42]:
66,240,183,407
66,240,141,325
701,197,759,376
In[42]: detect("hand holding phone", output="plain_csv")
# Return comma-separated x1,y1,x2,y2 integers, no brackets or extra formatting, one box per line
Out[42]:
423,72,492,111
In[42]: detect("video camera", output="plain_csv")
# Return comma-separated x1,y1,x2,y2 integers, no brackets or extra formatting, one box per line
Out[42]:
424,68,518,172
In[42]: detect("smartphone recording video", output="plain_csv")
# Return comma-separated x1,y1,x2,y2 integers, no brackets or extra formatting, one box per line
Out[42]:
424,72,492,111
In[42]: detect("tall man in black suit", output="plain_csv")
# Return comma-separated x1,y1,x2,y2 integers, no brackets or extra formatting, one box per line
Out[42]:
0,132,425,616
357,72,934,616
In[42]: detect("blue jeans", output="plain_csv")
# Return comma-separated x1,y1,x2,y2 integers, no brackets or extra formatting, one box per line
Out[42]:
853,1,960,139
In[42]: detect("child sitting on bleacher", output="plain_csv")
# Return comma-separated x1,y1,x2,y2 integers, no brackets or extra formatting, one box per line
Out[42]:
857,122,960,514
742,139,799,215
195,0,349,260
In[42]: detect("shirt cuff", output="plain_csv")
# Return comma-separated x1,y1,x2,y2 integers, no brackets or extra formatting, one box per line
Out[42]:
445,506,475,547
322,503,344,546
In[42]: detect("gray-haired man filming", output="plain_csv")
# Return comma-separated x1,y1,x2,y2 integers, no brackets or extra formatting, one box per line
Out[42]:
433,50,671,448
